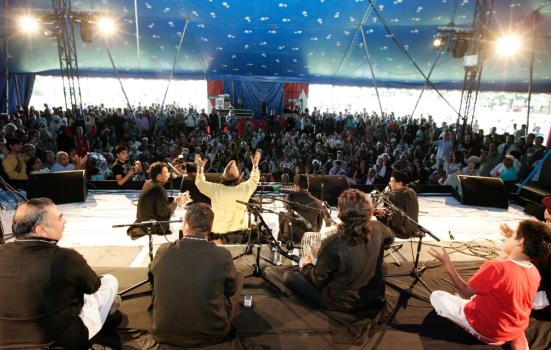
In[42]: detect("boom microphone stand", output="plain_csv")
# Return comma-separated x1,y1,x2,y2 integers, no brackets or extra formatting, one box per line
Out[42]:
113,219,182,299
371,191,440,301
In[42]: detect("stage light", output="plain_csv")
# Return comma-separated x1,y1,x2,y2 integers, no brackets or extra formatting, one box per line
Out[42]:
433,38,443,47
19,15,40,34
495,34,521,57
97,17,115,35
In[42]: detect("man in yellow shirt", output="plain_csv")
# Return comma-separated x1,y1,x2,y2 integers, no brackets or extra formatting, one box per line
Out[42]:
195,150,261,244
2,138,27,180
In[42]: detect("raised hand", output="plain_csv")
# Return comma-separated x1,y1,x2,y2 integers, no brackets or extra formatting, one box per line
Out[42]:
427,247,452,267
499,223,514,238
251,149,262,168
194,154,208,169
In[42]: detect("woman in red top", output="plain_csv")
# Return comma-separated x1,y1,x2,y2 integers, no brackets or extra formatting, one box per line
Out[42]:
428,220,551,349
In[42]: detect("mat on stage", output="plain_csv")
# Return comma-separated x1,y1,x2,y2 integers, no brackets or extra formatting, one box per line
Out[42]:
94,260,551,350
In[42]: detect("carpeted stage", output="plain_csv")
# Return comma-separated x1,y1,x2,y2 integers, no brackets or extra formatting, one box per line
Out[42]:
95,261,551,350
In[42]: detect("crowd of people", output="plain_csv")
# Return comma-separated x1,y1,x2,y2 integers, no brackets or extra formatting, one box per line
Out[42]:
1,103,548,190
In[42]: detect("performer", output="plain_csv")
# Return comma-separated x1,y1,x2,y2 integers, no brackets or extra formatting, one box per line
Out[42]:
0,198,119,348
194,150,261,244
375,170,419,239
272,189,394,342
149,203,243,348
129,162,191,238
278,174,324,244
429,220,551,347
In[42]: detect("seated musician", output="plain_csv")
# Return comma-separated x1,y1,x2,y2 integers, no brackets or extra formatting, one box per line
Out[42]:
375,170,419,238
273,189,394,342
194,150,261,244
278,174,324,244
149,203,243,348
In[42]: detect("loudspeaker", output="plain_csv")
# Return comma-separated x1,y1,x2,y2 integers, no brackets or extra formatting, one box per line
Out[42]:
28,170,88,204
179,173,223,205
458,175,508,209
80,20,93,43
307,175,350,206
261,101,268,116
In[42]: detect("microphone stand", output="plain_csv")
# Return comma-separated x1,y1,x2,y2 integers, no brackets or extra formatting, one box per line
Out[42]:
234,200,299,278
113,219,182,299
373,191,440,302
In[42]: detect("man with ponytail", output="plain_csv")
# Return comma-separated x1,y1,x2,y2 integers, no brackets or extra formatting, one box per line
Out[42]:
276,189,394,343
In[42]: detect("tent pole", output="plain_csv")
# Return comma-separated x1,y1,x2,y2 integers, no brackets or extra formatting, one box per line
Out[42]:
411,45,445,119
160,17,189,114
101,38,133,114
3,0,9,114
359,24,384,121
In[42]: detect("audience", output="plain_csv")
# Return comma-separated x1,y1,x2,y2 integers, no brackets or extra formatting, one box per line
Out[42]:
0,104,547,188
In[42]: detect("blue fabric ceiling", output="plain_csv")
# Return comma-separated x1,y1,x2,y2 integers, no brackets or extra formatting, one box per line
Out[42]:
4,0,551,91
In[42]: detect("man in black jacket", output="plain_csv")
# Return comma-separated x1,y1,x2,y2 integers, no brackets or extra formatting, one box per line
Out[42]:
0,198,119,349
130,162,191,237
278,174,325,244
375,170,419,239
149,203,243,348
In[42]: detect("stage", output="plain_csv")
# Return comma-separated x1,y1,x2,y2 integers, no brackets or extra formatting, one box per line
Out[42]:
0,190,533,267
1,191,550,349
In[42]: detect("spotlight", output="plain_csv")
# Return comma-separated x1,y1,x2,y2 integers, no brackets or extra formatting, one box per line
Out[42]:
97,17,115,36
495,34,521,57
433,37,443,47
19,15,40,34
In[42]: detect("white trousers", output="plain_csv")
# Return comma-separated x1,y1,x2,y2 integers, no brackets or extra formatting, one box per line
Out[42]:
79,274,119,339
430,290,499,344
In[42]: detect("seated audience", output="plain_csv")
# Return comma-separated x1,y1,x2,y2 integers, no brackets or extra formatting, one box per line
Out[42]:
0,198,120,348
149,203,243,348
2,138,27,180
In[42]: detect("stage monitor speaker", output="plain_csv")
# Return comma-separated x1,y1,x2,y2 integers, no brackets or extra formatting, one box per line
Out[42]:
179,173,223,205
261,101,268,116
458,175,508,209
307,175,350,206
28,170,88,204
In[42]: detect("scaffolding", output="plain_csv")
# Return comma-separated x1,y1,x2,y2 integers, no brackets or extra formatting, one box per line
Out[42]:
51,0,83,113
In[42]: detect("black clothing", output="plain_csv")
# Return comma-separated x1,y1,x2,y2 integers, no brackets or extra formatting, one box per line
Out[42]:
208,231,248,244
149,239,242,348
277,221,394,344
111,159,129,179
132,179,177,236
278,190,324,243
0,238,100,349
377,187,419,239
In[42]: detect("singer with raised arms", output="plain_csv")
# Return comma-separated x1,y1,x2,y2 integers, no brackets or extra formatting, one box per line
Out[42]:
194,150,261,244
128,162,192,238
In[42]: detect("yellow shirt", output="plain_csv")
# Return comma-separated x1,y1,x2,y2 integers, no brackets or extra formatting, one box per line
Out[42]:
2,154,28,180
196,169,260,233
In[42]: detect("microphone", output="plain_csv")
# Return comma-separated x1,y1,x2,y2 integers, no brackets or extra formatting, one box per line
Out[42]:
168,162,183,176
292,210,312,229
236,199,260,209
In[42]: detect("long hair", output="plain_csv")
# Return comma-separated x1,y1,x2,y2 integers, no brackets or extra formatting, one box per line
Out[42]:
337,189,372,245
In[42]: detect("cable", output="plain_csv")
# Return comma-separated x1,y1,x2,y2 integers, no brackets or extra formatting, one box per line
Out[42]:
366,0,460,117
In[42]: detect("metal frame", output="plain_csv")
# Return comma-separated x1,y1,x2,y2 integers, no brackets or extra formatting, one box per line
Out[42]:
51,0,83,113
456,0,494,137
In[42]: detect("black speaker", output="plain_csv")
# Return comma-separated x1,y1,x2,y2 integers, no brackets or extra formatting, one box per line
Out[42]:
179,173,223,205
261,101,268,116
28,170,88,204
80,20,93,43
307,175,350,206
458,175,508,209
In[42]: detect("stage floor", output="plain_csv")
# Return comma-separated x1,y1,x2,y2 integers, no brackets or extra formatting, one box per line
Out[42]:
1,190,533,267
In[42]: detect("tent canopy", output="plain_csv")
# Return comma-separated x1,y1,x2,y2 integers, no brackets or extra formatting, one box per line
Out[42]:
3,0,551,91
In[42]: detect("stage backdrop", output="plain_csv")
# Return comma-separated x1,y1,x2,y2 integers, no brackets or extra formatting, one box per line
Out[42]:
0,72,36,113
207,80,309,117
